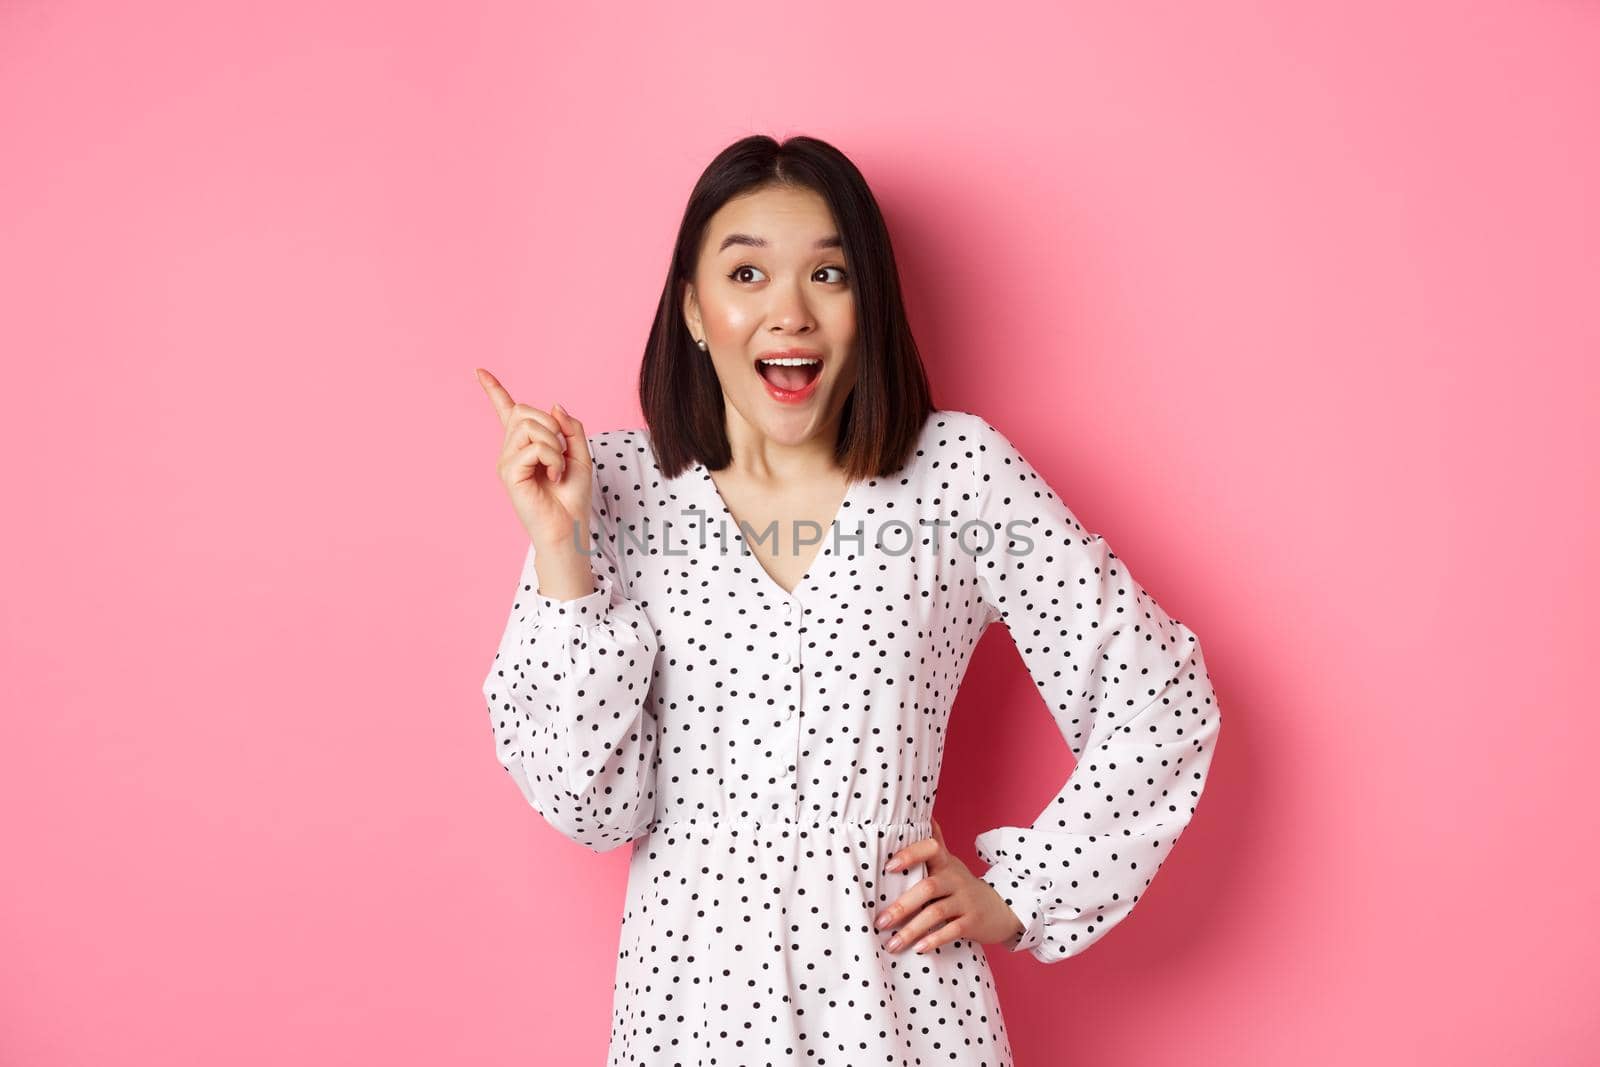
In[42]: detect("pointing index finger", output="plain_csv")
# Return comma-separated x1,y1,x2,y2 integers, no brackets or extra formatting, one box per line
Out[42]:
475,368,516,428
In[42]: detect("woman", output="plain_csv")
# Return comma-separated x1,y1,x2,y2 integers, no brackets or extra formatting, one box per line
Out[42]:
477,134,1222,1066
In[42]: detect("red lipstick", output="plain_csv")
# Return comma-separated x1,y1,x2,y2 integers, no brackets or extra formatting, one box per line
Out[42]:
753,349,824,405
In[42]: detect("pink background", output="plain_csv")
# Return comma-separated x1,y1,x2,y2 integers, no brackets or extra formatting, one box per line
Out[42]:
3,1,1597,1063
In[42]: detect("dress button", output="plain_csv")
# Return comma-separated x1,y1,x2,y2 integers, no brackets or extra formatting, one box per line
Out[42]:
781,600,795,617
780,706,794,723
778,650,792,665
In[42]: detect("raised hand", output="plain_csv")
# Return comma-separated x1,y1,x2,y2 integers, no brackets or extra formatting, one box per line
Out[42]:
873,817,1026,954
476,368,597,600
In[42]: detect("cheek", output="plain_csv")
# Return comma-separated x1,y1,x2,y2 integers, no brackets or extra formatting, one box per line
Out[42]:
822,301,857,341
702,297,759,335
707,350,760,395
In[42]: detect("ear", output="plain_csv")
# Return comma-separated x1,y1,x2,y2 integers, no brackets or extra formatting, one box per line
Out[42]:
681,280,700,337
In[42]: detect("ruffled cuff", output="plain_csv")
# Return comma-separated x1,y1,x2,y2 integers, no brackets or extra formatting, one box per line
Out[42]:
975,828,1053,956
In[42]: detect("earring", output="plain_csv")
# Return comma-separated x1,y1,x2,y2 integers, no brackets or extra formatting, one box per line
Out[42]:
696,338,708,351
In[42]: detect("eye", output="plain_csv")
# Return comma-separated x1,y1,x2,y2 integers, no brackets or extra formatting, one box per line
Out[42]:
726,264,851,285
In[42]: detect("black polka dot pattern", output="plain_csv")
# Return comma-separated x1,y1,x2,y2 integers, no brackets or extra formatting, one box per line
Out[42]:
483,410,1223,1065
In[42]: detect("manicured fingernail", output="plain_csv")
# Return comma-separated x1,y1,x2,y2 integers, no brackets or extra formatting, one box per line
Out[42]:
875,911,892,929
885,935,902,950
885,859,900,872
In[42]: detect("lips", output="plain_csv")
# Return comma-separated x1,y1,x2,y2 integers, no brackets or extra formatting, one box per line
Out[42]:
753,349,825,404
754,350,823,392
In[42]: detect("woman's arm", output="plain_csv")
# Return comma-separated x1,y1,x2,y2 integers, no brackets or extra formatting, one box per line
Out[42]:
966,414,1223,963
482,462,660,854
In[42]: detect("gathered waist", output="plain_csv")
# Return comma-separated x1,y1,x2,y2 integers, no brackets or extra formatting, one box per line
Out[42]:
647,813,933,836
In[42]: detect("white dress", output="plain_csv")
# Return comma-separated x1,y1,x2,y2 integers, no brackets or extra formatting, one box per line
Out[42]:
483,409,1223,1066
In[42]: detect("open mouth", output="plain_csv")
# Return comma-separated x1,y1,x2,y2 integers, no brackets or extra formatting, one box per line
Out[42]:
755,355,823,392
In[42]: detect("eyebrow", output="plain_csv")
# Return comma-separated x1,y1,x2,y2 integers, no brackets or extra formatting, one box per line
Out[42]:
717,233,843,253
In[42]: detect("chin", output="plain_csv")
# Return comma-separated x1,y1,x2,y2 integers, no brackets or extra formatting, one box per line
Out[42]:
750,398,831,440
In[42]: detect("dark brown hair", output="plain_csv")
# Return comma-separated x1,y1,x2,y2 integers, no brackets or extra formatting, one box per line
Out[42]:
638,134,935,481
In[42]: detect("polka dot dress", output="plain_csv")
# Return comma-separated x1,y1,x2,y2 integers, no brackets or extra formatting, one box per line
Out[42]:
484,410,1223,1066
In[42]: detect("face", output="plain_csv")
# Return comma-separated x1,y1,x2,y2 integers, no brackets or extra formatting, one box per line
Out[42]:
682,184,859,450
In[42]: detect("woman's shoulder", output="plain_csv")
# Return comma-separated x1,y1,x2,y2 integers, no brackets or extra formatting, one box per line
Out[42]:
924,408,992,437
927,407,1042,453
918,408,1005,461
587,425,651,455
584,426,656,481
914,409,1051,493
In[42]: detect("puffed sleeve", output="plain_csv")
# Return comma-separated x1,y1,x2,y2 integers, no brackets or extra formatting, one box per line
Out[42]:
481,466,660,854
967,414,1223,963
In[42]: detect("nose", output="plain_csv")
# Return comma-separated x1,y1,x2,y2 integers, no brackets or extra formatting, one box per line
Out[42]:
767,279,816,333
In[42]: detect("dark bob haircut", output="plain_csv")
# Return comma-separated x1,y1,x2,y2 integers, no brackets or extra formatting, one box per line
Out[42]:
639,134,935,481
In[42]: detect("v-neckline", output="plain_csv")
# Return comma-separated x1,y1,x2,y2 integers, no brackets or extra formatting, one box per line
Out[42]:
692,458,860,600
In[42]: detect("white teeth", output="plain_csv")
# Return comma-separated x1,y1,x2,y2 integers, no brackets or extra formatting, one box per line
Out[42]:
758,357,822,366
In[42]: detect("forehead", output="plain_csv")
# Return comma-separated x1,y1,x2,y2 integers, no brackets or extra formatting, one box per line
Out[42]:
704,185,839,254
